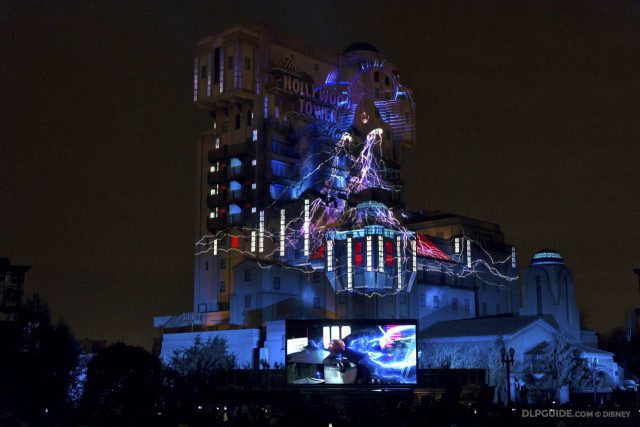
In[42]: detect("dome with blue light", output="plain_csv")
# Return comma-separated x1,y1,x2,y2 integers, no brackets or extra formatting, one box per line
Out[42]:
531,249,564,266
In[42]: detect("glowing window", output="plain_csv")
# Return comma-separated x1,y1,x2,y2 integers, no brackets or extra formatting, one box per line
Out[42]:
327,239,333,271
252,183,256,190
466,241,472,268
215,137,220,149
252,129,258,141
454,237,461,253
251,207,256,213
252,159,257,166
213,239,218,256
511,247,517,269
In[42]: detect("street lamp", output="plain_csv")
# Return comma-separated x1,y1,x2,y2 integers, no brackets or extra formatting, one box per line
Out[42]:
501,346,516,406
590,357,598,405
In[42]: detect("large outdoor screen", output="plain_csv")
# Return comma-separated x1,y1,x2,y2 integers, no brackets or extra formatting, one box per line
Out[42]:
285,319,417,385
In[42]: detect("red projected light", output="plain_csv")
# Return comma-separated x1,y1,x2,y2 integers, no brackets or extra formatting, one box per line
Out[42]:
416,234,450,261
231,236,239,248
310,245,325,259
355,241,363,266
385,241,393,267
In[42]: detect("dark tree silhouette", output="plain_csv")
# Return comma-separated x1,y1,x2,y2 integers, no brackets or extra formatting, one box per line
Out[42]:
0,294,80,424
81,343,164,423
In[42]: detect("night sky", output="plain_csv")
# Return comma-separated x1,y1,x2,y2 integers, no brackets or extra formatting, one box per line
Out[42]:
2,1,639,349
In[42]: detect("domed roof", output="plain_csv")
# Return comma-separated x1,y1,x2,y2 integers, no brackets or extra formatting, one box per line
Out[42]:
343,42,379,54
531,249,564,266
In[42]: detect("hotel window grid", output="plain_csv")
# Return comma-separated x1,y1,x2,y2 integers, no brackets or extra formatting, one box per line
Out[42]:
193,56,198,101
213,239,218,255
378,236,384,272
258,210,265,253
251,230,256,253
218,48,224,93
454,237,461,253
366,235,372,271
303,199,310,256
411,238,417,271
326,239,333,271
346,237,353,288
279,209,286,257
206,52,212,96
466,240,472,268
511,247,517,268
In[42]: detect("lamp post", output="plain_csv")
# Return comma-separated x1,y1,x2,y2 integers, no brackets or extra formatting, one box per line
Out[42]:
590,357,598,405
501,346,515,406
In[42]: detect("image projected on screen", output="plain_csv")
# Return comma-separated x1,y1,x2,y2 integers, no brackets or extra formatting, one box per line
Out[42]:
285,320,417,385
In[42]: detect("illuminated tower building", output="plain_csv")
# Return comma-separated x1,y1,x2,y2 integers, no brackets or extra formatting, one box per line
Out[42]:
154,25,518,364
189,25,415,320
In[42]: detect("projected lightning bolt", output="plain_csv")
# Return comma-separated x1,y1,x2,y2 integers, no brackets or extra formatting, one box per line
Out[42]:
345,325,416,384
196,109,518,296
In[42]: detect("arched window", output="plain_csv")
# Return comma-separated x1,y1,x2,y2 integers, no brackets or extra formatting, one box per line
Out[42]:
235,113,241,130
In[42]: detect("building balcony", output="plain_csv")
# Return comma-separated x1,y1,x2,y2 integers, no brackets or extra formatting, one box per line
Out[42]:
207,170,226,186
228,165,254,180
227,188,253,204
207,216,227,231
